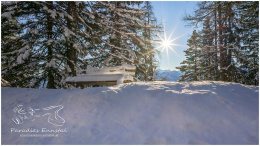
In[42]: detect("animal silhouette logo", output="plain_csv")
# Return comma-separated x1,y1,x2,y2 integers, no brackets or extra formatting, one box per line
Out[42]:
12,104,65,126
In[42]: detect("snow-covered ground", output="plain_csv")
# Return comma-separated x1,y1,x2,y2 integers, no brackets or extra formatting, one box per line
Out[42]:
1,81,259,144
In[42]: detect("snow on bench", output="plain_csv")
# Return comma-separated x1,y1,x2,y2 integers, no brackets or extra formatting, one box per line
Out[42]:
65,64,136,87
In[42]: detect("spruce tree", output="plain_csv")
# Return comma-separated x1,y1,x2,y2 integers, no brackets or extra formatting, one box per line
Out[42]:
135,2,159,81
181,1,258,85
235,1,259,85
1,1,161,88
177,30,201,81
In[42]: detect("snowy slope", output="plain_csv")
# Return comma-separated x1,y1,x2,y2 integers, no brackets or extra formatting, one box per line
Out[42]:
155,69,182,81
1,81,259,144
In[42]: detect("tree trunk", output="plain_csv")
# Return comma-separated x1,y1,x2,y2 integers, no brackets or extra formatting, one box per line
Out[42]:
46,1,55,88
66,2,77,76
218,3,227,81
213,4,219,80
110,2,122,66
226,3,233,81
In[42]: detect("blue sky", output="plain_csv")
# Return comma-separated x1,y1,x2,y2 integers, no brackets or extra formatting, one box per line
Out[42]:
151,1,198,70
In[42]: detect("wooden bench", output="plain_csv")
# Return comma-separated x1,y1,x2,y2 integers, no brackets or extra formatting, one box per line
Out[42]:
65,64,136,88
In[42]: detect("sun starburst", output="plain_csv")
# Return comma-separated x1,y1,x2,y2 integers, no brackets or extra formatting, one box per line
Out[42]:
157,31,175,55
155,25,185,55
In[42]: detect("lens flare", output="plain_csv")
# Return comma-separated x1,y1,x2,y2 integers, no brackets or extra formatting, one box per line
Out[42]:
155,25,186,55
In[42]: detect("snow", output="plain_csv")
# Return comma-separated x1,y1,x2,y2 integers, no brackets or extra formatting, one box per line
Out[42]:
63,27,75,37
1,11,15,18
1,81,258,144
50,11,57,19
83,64,136,75
16,54,24,64
1,79,10,87
65,74,125,82
46,39,53,45
22,50,30,60
43,5,57,19
58,12,64,18
66,65,136,83
17,47,30,64
46,59,56,68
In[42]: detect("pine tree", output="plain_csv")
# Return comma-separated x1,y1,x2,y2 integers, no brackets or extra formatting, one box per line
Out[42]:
184,1,220,81
1,1,161,88
181,1,258,85
200,17,214,80
45,1,55,88
135,2,159,81
235,1,259,85
1,2,40,87
89,2,160,81
177,30,201,81
1,2,94,88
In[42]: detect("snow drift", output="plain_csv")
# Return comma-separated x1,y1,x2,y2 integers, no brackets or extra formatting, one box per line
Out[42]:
1,81,259,144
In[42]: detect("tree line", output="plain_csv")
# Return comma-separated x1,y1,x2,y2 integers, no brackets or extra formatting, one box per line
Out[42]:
177,1,259,85
1,1,160,88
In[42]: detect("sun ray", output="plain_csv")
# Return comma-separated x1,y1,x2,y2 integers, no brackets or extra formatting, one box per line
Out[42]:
155,26,188,55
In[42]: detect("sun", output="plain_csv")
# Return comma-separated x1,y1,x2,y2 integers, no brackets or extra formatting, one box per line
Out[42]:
154,24,187,55
156,31,176,55
159,35,174,51
161,39,172,49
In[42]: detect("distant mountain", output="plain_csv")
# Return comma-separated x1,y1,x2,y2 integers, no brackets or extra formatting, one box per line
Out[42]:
155,69,182,81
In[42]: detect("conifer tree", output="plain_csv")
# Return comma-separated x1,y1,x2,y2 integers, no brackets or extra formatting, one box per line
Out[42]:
1,1,160,88
135,2,159,81
180,1,258,85
235,1,259,85
177,30,201,81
